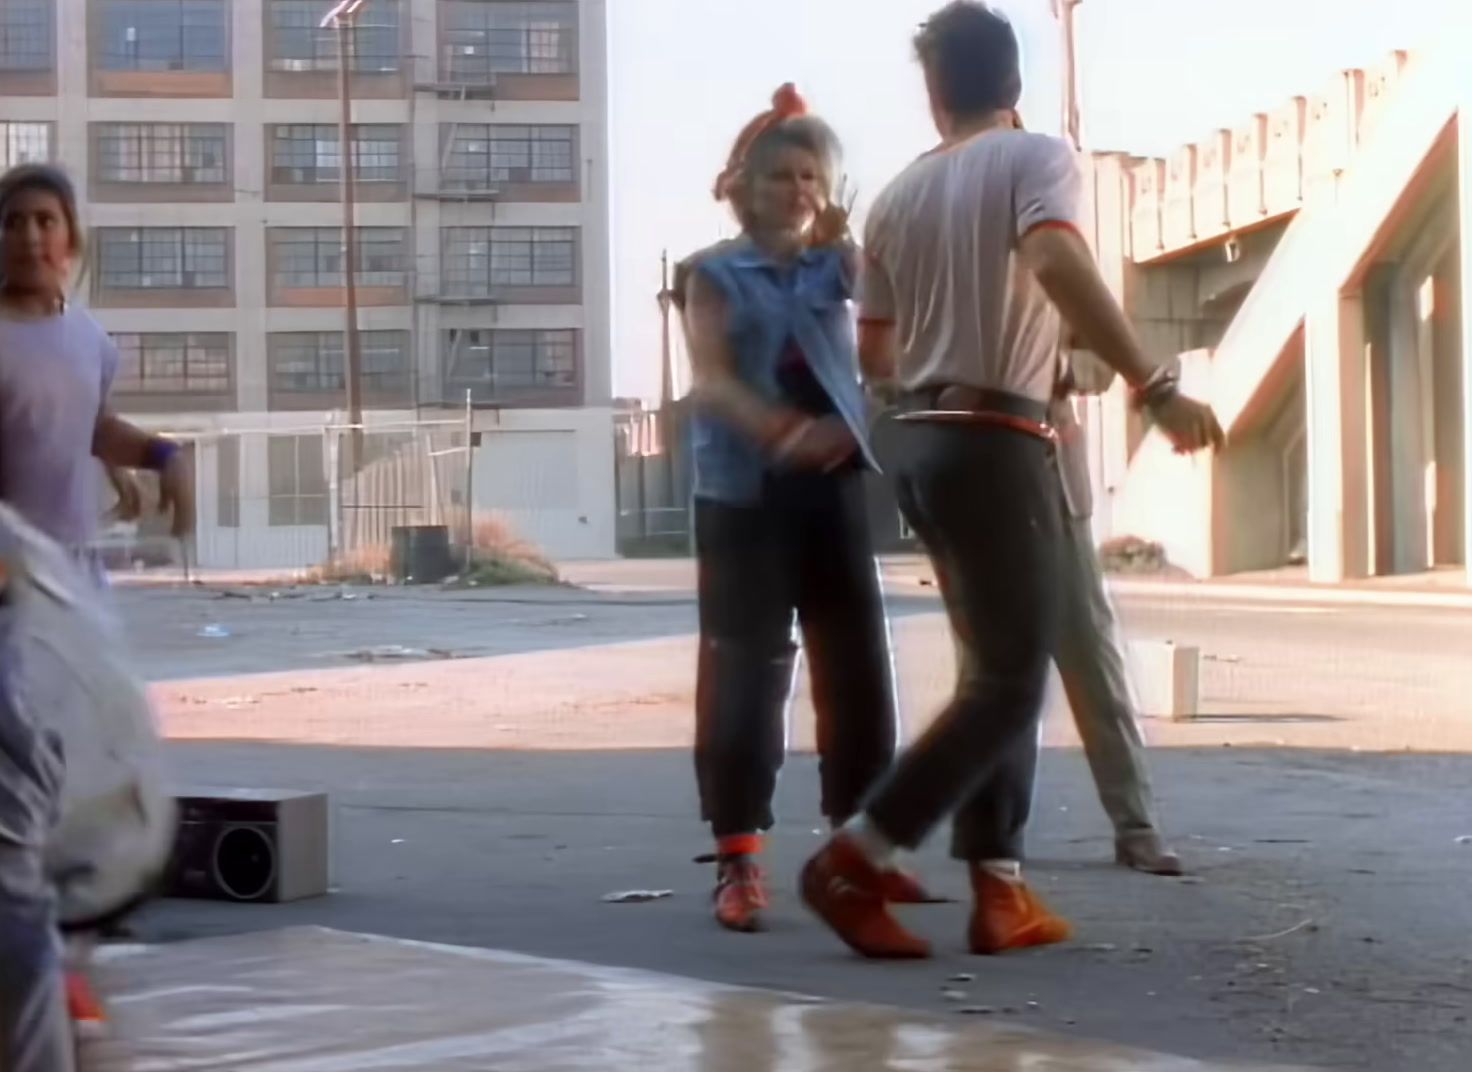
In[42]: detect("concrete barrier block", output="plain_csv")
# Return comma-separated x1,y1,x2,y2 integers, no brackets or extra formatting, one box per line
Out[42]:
1127,639,1200,721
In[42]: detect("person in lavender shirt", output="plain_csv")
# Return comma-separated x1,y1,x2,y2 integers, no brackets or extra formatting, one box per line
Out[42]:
0,163,194,1069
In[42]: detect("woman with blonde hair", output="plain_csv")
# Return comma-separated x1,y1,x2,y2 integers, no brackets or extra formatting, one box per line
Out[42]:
681,85,928,933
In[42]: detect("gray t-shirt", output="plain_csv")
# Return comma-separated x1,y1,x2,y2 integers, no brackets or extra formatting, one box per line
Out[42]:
861,130,1082,404
0,306,118,547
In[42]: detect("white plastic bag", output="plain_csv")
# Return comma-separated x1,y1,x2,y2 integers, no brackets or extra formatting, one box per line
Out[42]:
0,503,176,928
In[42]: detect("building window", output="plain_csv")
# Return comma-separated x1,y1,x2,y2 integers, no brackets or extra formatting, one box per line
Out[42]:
0,0,51,71
441,124,574,190
444,328,576,392
97,228,230,290
268,0,399,73
268,435,328,526
98,0,229,73
442,1,577,82
0,122,50,169
216,434,240,528
270,124,401,184
273,227,407,288
96,123,227,184
441,226,576,296
111,332,232,394
270,330,409,394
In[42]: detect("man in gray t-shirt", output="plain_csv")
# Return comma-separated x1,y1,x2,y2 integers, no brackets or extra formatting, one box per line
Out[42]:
801,2,1220,960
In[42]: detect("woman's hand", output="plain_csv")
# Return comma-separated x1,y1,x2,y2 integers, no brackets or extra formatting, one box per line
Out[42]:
157,451,196,539
807,176,856,248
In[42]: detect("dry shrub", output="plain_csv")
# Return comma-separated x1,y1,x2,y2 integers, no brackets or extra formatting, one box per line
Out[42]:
301,514,560,587
462,515,559,586
307,543,391,585
1097,535,1173,575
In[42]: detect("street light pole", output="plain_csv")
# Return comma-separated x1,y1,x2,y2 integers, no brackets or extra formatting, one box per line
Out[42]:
324,0,366,475
1055,0,1085,150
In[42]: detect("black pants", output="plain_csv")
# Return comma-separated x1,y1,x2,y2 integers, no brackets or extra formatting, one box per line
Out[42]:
694,470,896,838
865,419,1063,862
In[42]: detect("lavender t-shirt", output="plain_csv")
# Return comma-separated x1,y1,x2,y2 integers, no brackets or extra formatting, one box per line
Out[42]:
0,306,118,547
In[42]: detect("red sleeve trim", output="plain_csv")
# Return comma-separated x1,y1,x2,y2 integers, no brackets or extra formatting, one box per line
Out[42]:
1021,219,1084,240
857,316,896,327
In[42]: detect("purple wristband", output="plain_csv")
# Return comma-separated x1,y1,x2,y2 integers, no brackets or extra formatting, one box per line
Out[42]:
143,437,182,473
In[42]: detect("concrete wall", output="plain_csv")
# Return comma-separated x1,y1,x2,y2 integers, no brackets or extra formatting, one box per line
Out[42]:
1090,40,1470,583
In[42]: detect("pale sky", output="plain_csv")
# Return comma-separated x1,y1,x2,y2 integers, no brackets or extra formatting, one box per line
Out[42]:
607,0,1466,400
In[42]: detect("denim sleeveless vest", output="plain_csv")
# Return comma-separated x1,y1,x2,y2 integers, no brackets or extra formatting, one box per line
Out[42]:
690,241,877,504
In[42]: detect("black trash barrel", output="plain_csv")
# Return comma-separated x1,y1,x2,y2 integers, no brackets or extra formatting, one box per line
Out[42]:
390,525,454,585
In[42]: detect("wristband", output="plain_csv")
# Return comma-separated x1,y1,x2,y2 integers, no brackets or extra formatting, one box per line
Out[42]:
143,436,182,473
1130,367,1179,412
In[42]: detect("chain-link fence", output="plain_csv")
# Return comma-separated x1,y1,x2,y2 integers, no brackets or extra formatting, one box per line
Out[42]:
97,418,472,578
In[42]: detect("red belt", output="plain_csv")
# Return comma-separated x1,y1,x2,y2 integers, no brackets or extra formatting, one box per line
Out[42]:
895,385,1056,443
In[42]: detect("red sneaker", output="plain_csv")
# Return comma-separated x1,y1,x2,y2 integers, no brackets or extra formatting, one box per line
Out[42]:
66,971,108,1039
713,855,769,933
801,836,931,959
967,868,1072,954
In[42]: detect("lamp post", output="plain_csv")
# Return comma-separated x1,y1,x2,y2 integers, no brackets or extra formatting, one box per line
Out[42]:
322,0,367,474
1054,0,1085,150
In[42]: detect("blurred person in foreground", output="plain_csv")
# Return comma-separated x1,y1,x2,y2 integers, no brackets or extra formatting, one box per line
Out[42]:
0,162,193,1068
679,85,931,934
800,2,1221,959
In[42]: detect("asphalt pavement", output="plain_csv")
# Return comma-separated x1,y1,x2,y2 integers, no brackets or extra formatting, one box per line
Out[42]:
101,570,1472,1070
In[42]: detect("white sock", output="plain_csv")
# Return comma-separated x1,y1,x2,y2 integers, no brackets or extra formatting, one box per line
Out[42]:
979,859,1023,884
840,814,898,869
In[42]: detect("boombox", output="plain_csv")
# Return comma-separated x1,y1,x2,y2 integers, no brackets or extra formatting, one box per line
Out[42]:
166,788,330,903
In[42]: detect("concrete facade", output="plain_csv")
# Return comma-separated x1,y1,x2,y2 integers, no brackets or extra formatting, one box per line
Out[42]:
1080,31,1471,585
0,1,614,567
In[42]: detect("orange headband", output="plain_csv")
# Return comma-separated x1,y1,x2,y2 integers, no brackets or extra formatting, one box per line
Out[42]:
712,83,809,202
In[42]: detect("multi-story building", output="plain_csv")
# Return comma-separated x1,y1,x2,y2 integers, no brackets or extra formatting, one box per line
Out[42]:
0,0,614,568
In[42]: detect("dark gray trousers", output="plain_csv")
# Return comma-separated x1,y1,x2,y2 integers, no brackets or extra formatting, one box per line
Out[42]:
865,420,1063,862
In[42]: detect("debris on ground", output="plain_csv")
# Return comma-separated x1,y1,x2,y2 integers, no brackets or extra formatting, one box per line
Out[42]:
601,889,674,904
1241,919,1318,943
196,624,231,638
340,645,452,663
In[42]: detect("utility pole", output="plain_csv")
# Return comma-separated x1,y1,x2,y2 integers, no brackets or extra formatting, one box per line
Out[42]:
324,0,366,475
656,249,675,409
655,250,680,523
1055,0,1085,150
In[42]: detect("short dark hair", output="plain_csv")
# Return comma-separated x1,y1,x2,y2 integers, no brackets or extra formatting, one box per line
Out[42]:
0,163,83,256
914,2,1022,118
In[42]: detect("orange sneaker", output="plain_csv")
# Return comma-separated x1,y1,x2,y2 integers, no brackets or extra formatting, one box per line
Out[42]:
713,855,769,933
801,836,931,959
967,867,1072,954
66,971,108,1038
